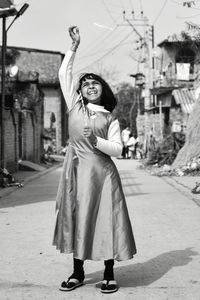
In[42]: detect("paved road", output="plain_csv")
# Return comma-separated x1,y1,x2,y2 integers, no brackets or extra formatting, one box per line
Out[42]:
0,159,200,300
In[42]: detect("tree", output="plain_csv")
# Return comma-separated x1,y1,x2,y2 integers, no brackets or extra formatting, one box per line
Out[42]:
113,82,139,136
90,62,119,87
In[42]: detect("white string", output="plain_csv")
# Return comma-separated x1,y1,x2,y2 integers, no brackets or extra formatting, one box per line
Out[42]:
79,92,88,126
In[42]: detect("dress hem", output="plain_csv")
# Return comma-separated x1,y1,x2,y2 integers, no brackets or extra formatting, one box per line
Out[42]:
53,244,136,261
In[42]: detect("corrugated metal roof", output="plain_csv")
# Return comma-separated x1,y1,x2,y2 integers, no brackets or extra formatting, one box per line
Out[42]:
172,88,196,114
158,31,200,47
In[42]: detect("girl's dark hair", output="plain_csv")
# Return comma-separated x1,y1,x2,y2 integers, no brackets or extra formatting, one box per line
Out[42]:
77,73,117,112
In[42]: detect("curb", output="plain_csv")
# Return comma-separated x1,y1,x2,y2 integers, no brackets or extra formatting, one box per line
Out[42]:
0,162,62,199
162,176,200,208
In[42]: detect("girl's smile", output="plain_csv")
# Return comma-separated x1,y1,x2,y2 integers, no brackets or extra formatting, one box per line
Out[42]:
81,79,102,104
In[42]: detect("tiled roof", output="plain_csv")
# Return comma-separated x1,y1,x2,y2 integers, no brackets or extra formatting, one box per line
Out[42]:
7,46,64,86
172,88,196,114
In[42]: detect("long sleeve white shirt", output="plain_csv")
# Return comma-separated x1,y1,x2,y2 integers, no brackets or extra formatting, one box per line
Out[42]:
59,49,122,157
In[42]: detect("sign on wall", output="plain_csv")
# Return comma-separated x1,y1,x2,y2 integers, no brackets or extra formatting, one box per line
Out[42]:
172,121,182,133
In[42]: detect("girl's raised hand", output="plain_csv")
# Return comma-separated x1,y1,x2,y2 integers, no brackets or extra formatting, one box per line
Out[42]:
68,26,80,45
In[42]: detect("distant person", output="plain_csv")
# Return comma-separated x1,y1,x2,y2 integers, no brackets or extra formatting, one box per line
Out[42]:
121,126,131,158
127,134,138,159
53,26,137,294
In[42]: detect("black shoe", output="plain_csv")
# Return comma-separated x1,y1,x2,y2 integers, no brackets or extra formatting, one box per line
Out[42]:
59,278,84,291
100,280,118,293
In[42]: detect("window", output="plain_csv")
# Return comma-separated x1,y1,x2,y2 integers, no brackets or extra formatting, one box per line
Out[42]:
176,47,195,74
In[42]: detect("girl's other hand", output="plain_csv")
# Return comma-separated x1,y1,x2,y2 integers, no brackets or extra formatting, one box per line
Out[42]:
68,26,80,45
83,126,97,145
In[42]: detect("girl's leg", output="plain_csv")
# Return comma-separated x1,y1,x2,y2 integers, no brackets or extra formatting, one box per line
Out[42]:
59,258,85,291
101,259,118,293
72,258,85,282
103,259,114,280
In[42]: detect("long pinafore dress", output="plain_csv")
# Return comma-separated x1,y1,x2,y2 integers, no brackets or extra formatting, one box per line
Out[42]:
53,50,136,261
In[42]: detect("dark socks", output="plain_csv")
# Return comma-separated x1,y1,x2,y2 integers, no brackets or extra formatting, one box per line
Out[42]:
71,258,85,282
103,259,114,280
70,258,114,282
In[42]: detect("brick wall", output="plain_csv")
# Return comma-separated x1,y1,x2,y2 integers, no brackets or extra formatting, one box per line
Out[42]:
0,82,44,172
2,107,43,172
4,110,18,171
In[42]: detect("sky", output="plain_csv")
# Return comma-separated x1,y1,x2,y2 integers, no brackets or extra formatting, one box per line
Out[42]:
1,0,200,83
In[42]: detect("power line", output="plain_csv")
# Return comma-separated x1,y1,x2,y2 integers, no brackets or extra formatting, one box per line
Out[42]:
77,29,134,69
138,0,143,12
129,0,134,11
102,0,118,24
78,39,138,61
78,27,129,60
123,0,131,12
108,1,122,9
79,26,129,59
79,25,119,56
125,18,143,39
153,0,169,24
74,30,135,74
176,12,200,17
80,3,124,57
119,0,125,10
129,50,144,63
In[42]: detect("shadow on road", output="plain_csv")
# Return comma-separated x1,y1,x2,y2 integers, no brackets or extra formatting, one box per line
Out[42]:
0,191,56,208
0,169,146,208
85,248,198,287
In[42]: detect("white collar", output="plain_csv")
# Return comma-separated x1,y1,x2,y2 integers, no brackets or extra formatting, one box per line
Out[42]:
87,103,109,113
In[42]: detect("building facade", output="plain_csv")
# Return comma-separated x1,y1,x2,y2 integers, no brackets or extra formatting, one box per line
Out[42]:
151,31,200,137
0,46,67,172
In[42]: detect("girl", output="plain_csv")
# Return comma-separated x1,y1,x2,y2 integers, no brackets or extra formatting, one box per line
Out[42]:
53,26,137,294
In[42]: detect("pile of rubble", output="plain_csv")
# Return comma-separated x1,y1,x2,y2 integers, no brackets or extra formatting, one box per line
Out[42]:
0,167,23,188
147,95,200,177
149,155,200,177
145,132,185,168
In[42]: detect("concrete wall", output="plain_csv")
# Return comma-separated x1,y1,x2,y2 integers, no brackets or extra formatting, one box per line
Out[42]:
137,113,164,142
43,87,62,151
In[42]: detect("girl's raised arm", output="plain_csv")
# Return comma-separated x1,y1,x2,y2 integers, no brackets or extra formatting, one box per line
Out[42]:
58,26,80,110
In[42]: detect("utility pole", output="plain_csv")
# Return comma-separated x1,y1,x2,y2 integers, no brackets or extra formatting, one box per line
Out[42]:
151,25,155,71
118,10,154,144
143,16,152,110
1,15,7,169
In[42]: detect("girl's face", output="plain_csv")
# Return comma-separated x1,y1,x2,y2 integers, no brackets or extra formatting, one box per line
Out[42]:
81,78,102,105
